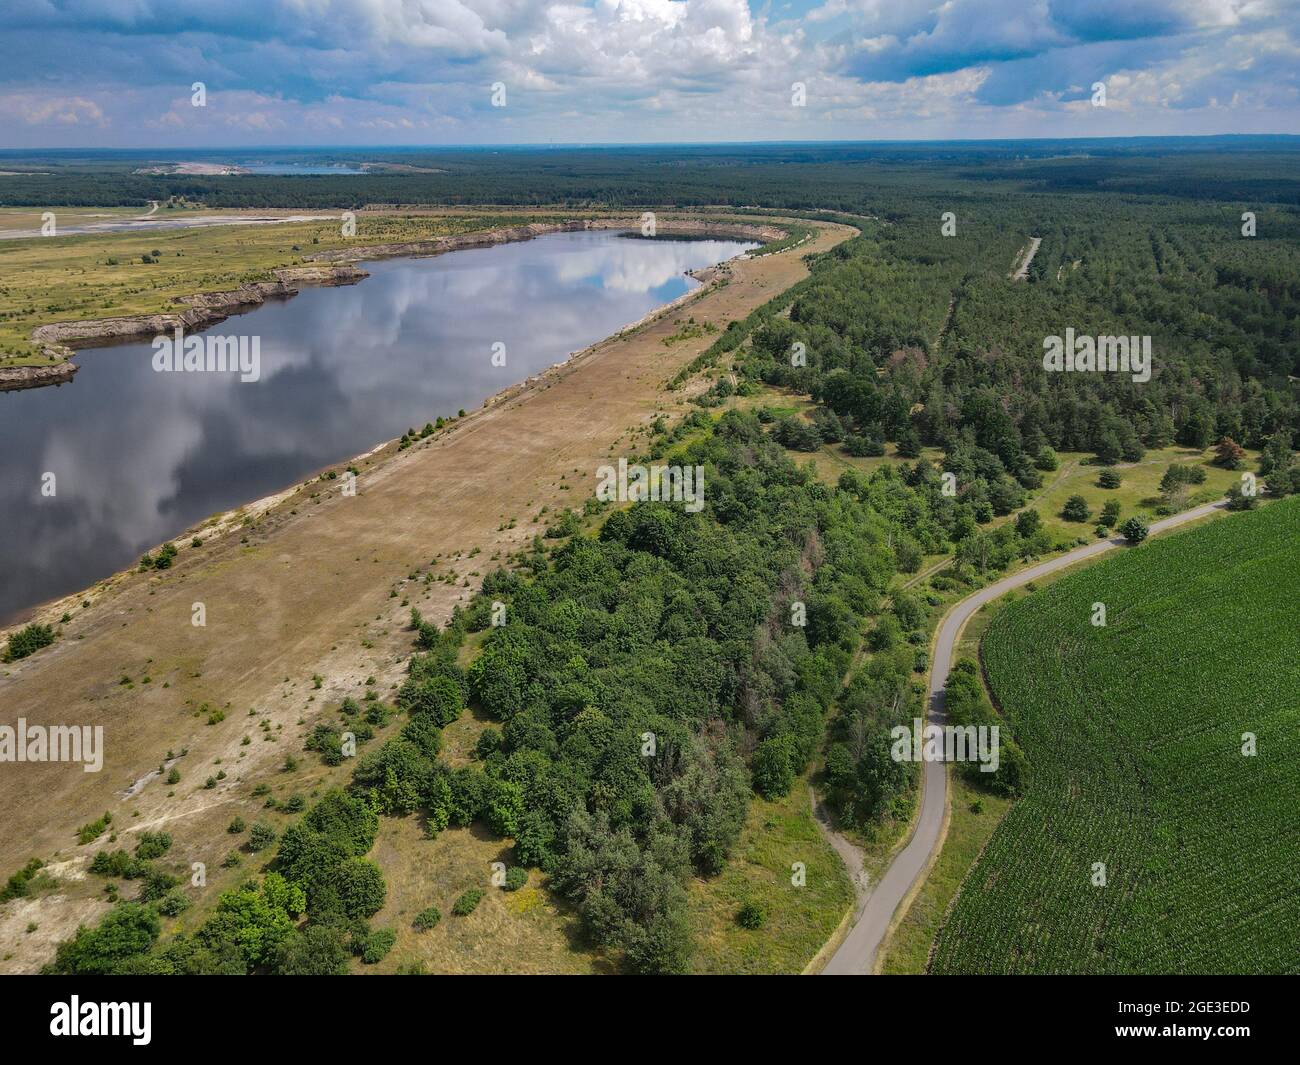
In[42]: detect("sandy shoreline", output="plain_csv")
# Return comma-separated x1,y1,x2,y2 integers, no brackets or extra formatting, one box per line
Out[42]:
3,214,782,391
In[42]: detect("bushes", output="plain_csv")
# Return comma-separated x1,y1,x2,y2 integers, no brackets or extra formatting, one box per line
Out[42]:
944,659,1028,797
276,924,350,975
1225,483,1259,511
138,868,181,902
331,858,386,919
352,738,437,816
89,849,141,879
246,822,277,852
474,728,502,759
134,831,172,860
737,901,765,929
502,866,529,892
397,674,464,726
4,623,55,662
1160,464,1207,491
452,888,483,916
483,778,524,838
1119,516,1150,543
76,812,112,845
1062,495,1091,522
359,927,396,964
413,906,442,931
47,903,160,975
275,790,379,911
2,858,47,901
843,434,886,457
139,542,178,570
156,888,192,917
751,736,796,800
770,416,822,452
196,874,304,972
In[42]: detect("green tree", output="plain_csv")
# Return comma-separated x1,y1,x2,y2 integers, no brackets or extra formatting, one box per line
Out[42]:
1119,516,1150,543
1062,495,1091,522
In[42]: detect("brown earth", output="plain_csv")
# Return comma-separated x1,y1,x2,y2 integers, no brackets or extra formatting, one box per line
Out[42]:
0,215,855,971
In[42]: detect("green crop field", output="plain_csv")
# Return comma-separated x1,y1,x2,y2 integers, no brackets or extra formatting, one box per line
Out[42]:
932,497,1300,974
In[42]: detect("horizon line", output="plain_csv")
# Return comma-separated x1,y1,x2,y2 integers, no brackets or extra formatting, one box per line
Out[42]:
4,133,1300,155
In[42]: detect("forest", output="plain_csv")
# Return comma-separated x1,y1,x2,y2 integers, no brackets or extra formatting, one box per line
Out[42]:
43,411,946,973
1,138,1298,209
25,138,1299,975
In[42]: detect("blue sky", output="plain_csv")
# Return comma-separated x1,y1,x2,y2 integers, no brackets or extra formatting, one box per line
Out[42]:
0,0,1296,147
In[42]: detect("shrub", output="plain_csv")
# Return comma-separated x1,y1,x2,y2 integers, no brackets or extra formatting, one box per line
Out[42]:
89,850,140,878
502,866,528,892
1097,469,1122,489
1225,483,1259,511
48,903,160,975
246,822,277,852
397,675,465,726
1062,495,1091,522
4,623,55,662
843,434,885,457
156,888,192,917
77,812,112,845
474,728,503,759
1160,463,1206,490
1,858,47,901
332,857,387,918
134,832,172,860
138,868,180,902
751,736,795,800
277,924,350,975
361,927,396,964
1014,509,1042,538
1214,437,1245,470
413,906,442,931
452,888,484,916
1119,516,1150,543
737,902,765,929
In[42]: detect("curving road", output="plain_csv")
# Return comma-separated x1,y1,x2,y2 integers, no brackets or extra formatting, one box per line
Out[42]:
820,500,1226,975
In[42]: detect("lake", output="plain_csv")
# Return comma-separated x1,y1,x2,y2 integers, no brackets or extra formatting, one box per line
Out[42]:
0,230,756,622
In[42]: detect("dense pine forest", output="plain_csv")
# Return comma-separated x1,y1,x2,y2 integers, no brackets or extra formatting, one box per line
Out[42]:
2,139,1300,209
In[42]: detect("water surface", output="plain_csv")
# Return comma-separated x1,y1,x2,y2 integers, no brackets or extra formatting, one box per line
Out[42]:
0,231,754,621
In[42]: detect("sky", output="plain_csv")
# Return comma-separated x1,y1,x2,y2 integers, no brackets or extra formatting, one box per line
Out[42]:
0,0,1297,147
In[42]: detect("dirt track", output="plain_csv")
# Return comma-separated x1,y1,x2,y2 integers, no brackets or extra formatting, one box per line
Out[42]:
0,216,855,969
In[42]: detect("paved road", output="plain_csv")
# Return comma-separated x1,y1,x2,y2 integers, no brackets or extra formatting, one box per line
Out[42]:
820,500,1226,975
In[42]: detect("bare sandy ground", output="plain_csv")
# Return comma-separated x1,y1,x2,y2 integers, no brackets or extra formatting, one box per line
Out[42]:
0,216,855,970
